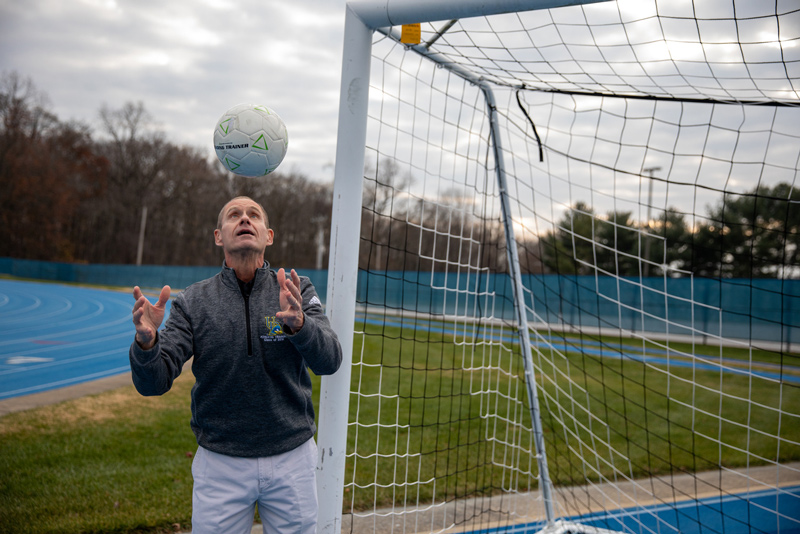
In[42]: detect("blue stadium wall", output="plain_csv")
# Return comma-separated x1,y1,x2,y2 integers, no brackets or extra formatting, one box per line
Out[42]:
359,270,799,347
0,257,330,307
2,258,797,346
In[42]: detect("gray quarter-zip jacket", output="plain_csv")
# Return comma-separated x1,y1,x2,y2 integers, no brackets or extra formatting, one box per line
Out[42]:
129,262,342,458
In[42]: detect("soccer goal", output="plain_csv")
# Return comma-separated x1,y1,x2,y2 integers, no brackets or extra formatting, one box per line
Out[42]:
316,1,800,533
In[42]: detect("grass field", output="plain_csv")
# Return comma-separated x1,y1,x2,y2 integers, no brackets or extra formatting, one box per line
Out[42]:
1,315,798,533
343,316,800,511
0,376,199,534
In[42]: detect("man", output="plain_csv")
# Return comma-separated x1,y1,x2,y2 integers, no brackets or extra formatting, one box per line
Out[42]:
130,196,342,534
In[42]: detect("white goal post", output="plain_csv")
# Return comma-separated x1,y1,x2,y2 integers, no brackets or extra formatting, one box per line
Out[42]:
317,3,612,533
316,1,800,534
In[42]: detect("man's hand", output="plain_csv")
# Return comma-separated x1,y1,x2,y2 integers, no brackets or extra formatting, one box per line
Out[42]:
132,285,171,350
276,268,304,333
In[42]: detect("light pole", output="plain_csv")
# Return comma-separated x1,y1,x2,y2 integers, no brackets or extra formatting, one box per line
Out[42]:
643,166,661,277
136,205,148,266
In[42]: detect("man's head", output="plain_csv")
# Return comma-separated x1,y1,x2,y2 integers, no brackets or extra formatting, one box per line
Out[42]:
216,196,269,230
214,196,274,257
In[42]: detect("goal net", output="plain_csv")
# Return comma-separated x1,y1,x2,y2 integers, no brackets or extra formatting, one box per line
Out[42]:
317,1,800,533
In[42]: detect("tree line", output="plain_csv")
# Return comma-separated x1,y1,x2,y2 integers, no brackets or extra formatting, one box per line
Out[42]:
540,182,799,279
0,72,333,269
3,72,797,278
358,160,798,280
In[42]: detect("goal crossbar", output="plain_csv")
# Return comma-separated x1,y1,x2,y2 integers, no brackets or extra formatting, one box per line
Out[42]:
348,0,610,29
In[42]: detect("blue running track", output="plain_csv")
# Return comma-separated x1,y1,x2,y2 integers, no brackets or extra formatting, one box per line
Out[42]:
0,279,171,400
467,485,800,534
3,278,798,401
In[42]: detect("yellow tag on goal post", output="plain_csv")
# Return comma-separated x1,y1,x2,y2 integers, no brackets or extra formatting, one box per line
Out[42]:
401,23,421,45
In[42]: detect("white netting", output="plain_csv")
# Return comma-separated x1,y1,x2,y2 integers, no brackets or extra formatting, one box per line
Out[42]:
336,1,800,533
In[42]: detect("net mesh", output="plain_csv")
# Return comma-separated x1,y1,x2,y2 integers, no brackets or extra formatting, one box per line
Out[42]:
339,1,800,533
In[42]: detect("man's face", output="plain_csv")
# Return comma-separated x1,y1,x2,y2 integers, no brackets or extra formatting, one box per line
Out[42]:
214,198,274,254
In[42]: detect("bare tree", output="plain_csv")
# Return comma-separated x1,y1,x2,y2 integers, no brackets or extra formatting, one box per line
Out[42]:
0,72,104,261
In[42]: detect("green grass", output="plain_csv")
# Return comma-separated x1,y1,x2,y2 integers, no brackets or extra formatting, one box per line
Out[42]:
1,315,798,533
0,377,199,534
342,317,800,510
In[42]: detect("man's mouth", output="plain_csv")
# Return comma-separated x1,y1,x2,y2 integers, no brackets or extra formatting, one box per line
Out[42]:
237,229,255,237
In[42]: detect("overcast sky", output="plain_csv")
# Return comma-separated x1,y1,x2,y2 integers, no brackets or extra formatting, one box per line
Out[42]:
1,0,795,212
0,0,347,182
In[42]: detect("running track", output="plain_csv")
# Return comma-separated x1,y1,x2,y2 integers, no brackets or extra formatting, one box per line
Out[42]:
467,485,800,534
2,279,798,401
0,279,171,400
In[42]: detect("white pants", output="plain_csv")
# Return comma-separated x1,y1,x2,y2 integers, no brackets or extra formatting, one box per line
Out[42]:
191,438,318,534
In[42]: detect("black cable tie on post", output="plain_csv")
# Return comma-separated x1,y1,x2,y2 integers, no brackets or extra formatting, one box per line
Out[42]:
516,88,544,163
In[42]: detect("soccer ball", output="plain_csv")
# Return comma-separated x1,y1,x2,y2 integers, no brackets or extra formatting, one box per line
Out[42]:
213,103,288,177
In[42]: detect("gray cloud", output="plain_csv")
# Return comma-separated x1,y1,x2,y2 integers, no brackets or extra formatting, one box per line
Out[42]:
0,0,346,181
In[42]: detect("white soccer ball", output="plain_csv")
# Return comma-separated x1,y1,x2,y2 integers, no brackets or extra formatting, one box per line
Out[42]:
213,103,288,177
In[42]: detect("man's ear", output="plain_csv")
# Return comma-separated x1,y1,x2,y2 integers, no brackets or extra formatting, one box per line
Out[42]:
265,228,275,247
214,228,223,247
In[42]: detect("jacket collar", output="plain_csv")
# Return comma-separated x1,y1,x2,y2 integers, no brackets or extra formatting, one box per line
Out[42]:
220,260,271,290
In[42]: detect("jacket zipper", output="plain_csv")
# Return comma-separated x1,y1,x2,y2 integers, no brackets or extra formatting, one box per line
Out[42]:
243,292,253,356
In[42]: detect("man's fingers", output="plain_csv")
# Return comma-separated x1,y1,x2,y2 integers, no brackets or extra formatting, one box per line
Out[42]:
132,295,146,314
131,285,164,350
287,269,302,300
132,306,149,331
133,285,170,312
157,285,171,307
277,268,286,286
288,286,302,308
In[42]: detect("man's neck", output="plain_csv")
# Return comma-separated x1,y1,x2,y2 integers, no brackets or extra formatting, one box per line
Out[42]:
225,252,264,283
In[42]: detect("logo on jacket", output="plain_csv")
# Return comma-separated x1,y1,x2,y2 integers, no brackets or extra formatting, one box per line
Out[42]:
265,316,283,335
261,316,287,343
